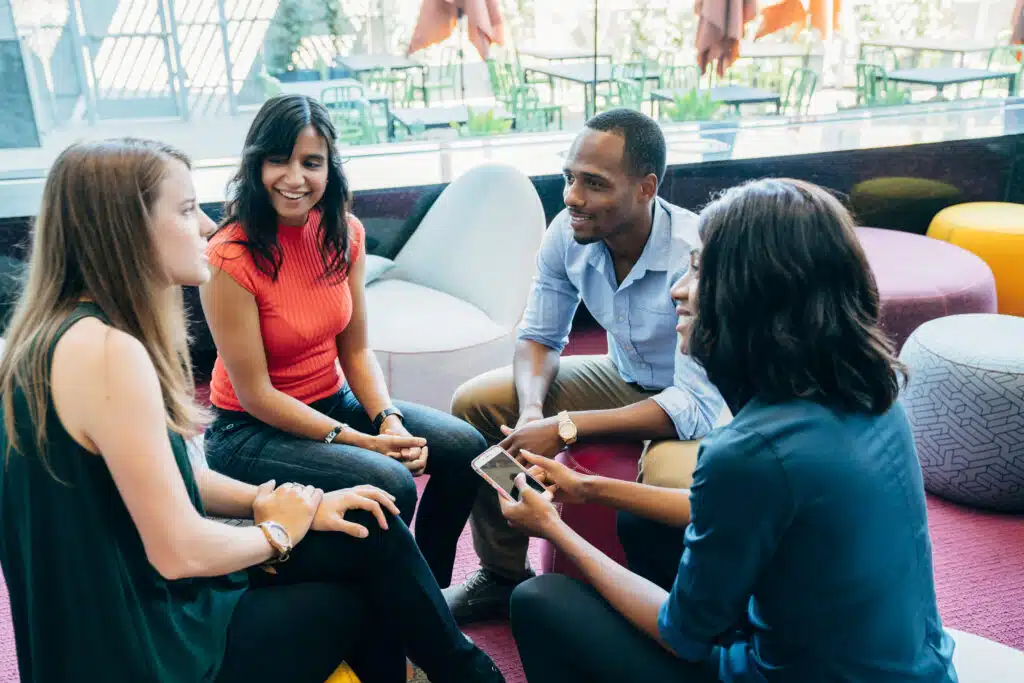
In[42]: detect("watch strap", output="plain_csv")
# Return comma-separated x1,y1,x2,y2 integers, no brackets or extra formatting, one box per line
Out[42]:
324,423,347,444
373,406,404,433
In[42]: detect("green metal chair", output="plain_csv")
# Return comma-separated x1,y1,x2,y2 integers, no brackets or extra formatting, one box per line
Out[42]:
859,45,901,72
855,62,910,107
363,67,408,103
599,78,645,112
486,58,522,107
510,85,563,132
855,62,887,105
321,86,377,144
421,46,459,103
781,68,818,114
662,64,700,91
982,45,1024,96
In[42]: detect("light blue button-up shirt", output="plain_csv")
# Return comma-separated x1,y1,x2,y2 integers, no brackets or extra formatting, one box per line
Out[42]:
518,198,725,440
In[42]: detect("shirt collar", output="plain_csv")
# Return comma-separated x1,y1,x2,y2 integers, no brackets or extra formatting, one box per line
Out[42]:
587,198,672,269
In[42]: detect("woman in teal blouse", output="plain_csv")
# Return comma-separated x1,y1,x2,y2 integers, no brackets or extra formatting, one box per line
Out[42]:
502,178,958,683
0,138,503,683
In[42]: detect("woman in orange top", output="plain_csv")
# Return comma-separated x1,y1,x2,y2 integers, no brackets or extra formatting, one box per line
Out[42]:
200,95,487,589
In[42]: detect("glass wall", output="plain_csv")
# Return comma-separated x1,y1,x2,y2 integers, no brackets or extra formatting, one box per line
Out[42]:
1,0,1022,176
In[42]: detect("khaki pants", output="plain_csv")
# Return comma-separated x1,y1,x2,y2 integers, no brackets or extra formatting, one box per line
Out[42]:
451,355,715,581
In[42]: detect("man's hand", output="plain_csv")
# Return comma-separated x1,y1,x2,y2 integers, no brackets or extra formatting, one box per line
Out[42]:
379,420,428,476
311,485,400,538
498,417,565,460
519,450,589,505
499,473,564,539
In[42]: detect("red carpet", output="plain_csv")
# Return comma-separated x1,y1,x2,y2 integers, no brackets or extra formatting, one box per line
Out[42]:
0,328,1020,681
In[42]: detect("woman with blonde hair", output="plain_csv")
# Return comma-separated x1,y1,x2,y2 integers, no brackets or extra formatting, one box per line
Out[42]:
0,138,503,683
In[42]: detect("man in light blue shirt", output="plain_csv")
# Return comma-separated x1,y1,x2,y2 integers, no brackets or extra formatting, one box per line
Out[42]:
444,109,725,624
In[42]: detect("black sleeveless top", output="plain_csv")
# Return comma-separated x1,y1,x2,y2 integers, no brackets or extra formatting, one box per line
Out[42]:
0,303,247,682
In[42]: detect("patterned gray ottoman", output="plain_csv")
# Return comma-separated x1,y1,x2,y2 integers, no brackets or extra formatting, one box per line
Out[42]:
899,314,1024,512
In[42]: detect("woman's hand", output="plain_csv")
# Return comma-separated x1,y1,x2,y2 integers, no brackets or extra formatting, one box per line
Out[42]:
499,473,564,540
519,450,590,505
382,421,429,475
312,485,401,538
252,479,322,546
341,428,428,475
360,421,428,476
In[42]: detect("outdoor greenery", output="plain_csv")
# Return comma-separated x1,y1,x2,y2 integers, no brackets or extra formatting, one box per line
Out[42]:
266,0,310,73
661,89,722,122
872,86,912,107
320,0,354,55
854,0,956,41
454,108,514,136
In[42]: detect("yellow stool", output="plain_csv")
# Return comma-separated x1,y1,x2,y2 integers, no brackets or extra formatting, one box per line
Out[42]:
326,663,360,683
326,660,414,682
928,202,1024,316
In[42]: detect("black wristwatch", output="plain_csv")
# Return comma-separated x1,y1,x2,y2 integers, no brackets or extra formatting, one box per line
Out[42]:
373,406,404,433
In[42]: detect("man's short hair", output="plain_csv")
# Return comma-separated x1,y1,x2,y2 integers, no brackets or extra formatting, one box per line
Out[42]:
585,108,667,186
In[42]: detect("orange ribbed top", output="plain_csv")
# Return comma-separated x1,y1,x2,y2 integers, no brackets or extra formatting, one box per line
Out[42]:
206,210,365,412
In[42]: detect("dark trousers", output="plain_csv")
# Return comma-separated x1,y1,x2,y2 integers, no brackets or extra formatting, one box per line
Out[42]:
616,509,687,591
510,574,720,683
204,387,486,588
215,511,497,683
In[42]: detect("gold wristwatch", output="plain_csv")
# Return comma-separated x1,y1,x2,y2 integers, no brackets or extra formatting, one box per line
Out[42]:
557,410,578,446
257,521,293,564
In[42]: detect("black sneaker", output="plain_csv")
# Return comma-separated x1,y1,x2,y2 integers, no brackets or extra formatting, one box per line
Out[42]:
442,568,533,625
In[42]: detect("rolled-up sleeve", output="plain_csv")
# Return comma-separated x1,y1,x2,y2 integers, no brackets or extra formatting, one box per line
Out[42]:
657,427,794,661
517,223,581,353
651,351,727,440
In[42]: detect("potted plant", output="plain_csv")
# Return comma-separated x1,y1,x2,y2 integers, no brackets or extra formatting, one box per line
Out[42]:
266,0,318,82
451,108,514,137
661,89,723,123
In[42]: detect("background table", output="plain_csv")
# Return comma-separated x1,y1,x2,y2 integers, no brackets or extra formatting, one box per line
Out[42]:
524,61,662,118
652,85,781,115
336,54,428,104
518,48,613,62
884,67,1016,98
389,105,513,137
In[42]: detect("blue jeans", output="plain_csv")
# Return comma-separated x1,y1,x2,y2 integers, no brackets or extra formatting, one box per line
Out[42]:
204,386,486,588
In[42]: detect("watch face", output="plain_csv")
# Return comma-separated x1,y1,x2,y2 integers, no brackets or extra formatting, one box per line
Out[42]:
267,524,290,548
558,422,575,439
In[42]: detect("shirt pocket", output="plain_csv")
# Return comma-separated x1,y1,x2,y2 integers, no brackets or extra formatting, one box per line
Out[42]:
628,275,678,317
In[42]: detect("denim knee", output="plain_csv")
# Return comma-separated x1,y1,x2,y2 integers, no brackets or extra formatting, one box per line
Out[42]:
363,459,418,525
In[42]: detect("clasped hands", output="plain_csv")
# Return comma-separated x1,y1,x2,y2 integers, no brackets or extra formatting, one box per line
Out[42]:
349,414,428,476
252,479,401,545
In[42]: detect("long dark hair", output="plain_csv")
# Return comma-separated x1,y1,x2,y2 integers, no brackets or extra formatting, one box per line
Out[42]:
221,94,350,281
688,178,904,415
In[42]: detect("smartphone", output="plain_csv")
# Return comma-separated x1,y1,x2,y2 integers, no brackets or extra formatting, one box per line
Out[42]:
472,446,548,502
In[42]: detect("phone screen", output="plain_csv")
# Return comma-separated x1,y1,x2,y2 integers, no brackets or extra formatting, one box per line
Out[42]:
476,448,547,501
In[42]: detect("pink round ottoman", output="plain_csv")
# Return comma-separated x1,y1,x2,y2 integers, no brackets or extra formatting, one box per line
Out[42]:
857,227,997,351
537,442,643,582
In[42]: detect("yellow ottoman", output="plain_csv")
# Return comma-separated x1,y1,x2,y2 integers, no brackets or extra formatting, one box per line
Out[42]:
928,202,1024,316
326,663,360,683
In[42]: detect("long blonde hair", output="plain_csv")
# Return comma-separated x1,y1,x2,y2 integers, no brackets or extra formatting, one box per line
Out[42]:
0,138,207,471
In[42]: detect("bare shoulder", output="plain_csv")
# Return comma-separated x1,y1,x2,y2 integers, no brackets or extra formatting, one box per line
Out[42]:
52,317,159,452
55,317,152,377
